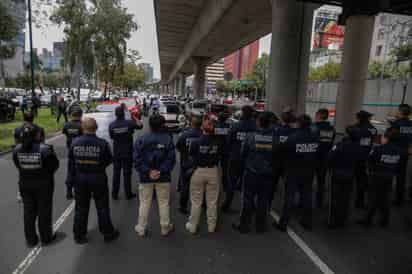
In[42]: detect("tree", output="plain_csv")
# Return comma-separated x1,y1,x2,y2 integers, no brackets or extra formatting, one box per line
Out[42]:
42,71,64,91
113,63,145,96
309,62,341,81
368,60,393,79
0,0,19,86
245,53,269,97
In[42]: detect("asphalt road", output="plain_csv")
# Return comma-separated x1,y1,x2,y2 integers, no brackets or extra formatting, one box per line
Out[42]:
1,113,412,274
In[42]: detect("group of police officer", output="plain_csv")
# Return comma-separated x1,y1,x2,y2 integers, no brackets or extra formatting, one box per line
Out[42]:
11,99,412,247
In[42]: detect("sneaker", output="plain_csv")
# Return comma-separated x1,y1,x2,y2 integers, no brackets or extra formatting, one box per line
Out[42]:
74,236,88,245
185,222,196,234
112,194,119,201
134,225,146,237
26,237,39,248
104,230,120,243
161,224,174,236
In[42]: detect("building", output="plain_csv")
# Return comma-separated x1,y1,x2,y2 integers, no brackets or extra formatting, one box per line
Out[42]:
224,40,260,80
139,63,154,83
205,59,224,93
38,48,62,71
1,0,26,80
53,42,65,58
369,13,412,63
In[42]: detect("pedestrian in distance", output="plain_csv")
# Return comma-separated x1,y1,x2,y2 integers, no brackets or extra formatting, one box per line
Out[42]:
312,108,336,208
222,105,256,213
69,117,120,244
185,115,222,234
56,96,68,123
13,124,59,247
109,106,143,200
233,111,275,234
358,127,405,228
176,115,202,215
352,110,378,209
31,93,41,117
62,108,83,200
275,114,319,232
390,104,412,206
327,126,363,228
134,114,176,237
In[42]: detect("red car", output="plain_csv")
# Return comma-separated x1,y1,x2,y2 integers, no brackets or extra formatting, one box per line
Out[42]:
96,98,142,120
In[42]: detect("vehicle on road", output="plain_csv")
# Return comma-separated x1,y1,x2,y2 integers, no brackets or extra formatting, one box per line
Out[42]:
187,99,208,117
159,102,186,132
119,98,142,120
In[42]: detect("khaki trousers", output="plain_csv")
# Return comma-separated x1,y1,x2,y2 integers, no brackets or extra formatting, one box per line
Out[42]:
136,183,171,233
187,167,219,232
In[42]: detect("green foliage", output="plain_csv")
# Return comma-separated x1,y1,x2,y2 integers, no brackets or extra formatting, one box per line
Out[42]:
113,63,145,92
391,44,412,62
244,53,269,90
42,71,64,90
0,0,19,60
368,61,393,79
309,62,341,81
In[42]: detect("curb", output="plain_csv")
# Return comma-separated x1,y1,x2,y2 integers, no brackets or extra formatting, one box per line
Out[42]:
0,132,63,156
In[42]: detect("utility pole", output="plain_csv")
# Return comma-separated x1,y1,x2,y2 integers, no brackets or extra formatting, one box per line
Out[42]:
27,0,35,96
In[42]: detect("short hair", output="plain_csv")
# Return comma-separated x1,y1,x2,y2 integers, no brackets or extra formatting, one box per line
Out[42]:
82,117,98,133
316,108,329,120
296,114,312,129
280,111,296,124
241,105,254,120
115,106,125,119
149,114,165,131
384,127,400,142
398,104,411,116
257,111,273,129
191,115,202,129
23,112,35,123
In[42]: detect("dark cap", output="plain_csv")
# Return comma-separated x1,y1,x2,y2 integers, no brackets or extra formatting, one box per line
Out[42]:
356,110,373,119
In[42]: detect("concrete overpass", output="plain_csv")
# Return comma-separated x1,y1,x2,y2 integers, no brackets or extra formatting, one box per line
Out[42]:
154,0,412,132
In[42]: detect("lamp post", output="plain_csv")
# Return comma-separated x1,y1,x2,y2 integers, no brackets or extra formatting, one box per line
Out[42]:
27,0,35,96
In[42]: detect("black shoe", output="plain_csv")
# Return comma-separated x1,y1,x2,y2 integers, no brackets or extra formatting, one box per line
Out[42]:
256,226,268,234
66,191,74,200
41,233,57,246
274,222,287,232
232,223,250,234
112,194,119,200
126,193,136,200
356,219,372,228
74,236,88,245
178,207,189,215
299,221,312,231
104,230,120,243
26,237,39,248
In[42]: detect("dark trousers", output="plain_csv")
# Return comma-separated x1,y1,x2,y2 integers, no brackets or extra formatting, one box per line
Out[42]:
179,166,194,210
364,175,392,225
396,155,408,204
222,159,243,209
239,171,272,231
268,168,282,209
56,110,68,123
328,171,353,227
66,160,74,194
355,161,368,208
221,158,229,193
279,170,314,227
20,182,54,244
112,158,133,197
73,180,115,239
315,159,328,208
31,106,38,117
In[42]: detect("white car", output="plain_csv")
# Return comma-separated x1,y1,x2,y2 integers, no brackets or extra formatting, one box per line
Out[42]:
159,103,186,132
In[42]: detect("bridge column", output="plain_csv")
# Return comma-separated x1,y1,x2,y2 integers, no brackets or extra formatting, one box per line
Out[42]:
266,0,318,114
193,57,207,99
335,15,375,133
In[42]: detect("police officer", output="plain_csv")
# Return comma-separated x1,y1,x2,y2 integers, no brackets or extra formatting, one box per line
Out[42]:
176,115,202,214
62,108,83,200
70,118,119,244
269,110,296,208
214,111,231,198
222,105,256,212
390,104,412,206
327,126,362,228
358,127,404,227
233,112,274,234
109,106,143,200
134,115,176,237
13,125,59,247
14,112,45,144
353,110,378,209
185,115,221,234
312,108,336,208
275,114,319,231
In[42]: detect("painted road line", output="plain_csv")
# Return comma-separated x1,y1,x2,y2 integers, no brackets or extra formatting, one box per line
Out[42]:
270,211,335,274
12,201,75,274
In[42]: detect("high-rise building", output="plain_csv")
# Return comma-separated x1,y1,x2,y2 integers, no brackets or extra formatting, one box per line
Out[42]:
139,63,154,83
53,42,65,58
206,59,224,93
224,40,260,80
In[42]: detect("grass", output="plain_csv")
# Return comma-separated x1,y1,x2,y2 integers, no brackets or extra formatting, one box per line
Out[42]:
0,108,63,152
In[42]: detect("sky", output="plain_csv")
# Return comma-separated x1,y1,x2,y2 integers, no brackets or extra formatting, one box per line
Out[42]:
27,0,272,80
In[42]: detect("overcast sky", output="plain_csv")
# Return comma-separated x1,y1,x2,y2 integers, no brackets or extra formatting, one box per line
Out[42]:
27,0,272,80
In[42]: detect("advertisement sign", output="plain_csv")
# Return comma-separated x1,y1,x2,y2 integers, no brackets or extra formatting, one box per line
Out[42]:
313,16,345,50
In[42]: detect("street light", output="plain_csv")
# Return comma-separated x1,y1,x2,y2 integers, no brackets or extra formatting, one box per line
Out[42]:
27,0,35,96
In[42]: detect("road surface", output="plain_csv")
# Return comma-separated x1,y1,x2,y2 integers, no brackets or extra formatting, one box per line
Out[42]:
1,112,412,274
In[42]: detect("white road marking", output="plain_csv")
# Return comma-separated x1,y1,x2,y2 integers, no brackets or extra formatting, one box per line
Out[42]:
270,211,335,274
12,201,75,274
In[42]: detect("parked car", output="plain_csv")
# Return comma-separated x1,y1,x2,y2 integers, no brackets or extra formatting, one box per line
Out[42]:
159,102,186,132
0,98,17,121
118,97,142,120
187,99,208,117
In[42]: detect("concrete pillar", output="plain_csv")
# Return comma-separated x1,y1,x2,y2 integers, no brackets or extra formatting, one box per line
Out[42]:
193,57,207,99
179,73,186,96
335,15,375,133
266,0,318,114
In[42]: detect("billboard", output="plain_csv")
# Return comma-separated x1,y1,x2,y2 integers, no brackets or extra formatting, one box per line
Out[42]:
313,16,345,50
